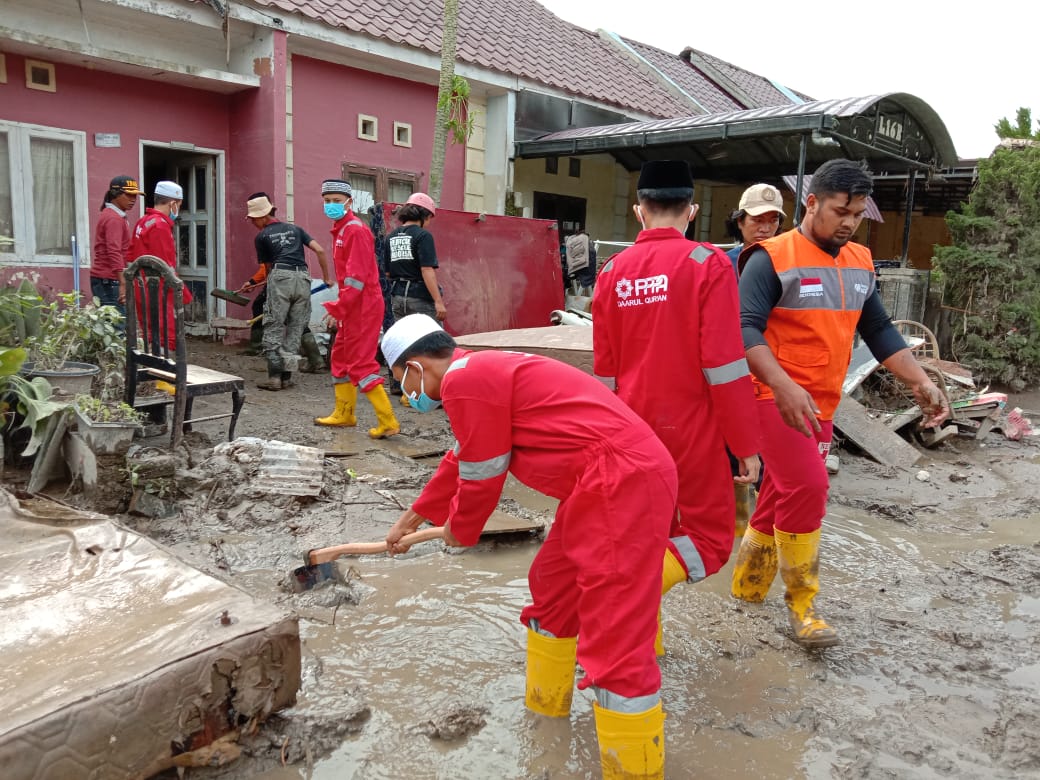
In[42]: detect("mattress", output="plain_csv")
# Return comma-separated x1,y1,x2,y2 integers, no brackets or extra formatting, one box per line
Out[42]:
0,490,300,780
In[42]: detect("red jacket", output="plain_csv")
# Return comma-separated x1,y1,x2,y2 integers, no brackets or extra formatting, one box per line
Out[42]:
130,208,192,303
91,204,131,280
411,349,671,546
323,211,379,322
593,227,758,458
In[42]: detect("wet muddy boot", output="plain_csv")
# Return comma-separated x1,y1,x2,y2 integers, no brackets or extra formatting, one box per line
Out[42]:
399,392,411,408
300,332,324,373
243,322,264,355
593,700,665,780
314,382,357,426
365,385,400,438
775,529,840,649
731,526,779,603
655,548,689,656
524,628,577,717
734,482,757,536
280,371,296,389
257,354,286,391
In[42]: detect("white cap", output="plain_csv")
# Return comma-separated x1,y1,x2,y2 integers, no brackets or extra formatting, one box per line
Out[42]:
381,314,443,367
155,180,183,199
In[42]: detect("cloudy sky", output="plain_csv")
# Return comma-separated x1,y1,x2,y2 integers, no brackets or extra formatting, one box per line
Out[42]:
537,0,1034,160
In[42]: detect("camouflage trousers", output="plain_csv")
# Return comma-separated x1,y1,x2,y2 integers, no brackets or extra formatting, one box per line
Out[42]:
263,266,311,373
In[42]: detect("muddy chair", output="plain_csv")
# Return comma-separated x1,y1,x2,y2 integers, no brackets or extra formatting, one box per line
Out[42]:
124,255,245,447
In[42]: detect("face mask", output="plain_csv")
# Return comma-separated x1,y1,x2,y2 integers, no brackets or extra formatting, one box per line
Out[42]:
401,362,441,413
169,207,180,221
324,202,346,220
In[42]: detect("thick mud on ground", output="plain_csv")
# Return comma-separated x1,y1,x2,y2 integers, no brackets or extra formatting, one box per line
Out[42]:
58,342,1040,778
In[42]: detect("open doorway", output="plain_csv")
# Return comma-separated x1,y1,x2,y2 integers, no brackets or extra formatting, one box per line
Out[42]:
141,144,224,331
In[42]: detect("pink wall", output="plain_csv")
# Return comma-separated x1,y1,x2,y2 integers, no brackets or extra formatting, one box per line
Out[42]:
291,55,466,240
0,51,231,292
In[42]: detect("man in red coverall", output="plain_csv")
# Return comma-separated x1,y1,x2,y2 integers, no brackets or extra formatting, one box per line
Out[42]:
382,314,676,780
313,179,399,438
129,180,193,354
593,160,761,655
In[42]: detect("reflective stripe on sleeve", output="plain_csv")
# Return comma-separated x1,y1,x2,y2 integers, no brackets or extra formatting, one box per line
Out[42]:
445,356,470,374
601,259,614,273
458,451,511,481
689,245,714,264
342,277,364,290
702,357,750,386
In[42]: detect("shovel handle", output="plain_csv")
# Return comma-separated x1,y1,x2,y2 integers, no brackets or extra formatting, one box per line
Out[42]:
307,526,445,565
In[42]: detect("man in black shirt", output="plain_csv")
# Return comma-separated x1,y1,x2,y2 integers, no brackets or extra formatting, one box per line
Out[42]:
246,194,332,390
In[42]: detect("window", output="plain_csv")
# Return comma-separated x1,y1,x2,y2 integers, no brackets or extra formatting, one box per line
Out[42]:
357,114,378,142
341,162,422,220
568,158,581,178
25,59,56,93
545,156,559,175
0,121,89,266
393,122,412,148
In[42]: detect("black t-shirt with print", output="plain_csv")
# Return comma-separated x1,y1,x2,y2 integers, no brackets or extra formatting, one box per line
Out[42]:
255,221,313,269
384,225,438,300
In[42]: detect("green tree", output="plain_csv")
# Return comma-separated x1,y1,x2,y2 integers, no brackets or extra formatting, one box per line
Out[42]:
994,107,1040,141
428,0,474,205
933,130,1040,388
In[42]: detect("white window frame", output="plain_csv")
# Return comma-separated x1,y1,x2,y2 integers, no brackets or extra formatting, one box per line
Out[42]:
0,120,90,267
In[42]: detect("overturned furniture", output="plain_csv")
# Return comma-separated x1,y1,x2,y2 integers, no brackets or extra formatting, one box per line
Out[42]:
124,255,245,446
0,489,300,780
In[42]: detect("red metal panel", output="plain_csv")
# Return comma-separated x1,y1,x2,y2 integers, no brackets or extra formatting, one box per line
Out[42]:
382,205,564,336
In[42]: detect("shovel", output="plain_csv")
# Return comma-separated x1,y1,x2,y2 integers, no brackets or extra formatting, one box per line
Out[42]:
290,526,445,592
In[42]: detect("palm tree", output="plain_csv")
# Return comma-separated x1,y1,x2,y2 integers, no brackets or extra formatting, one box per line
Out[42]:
429,0,459,205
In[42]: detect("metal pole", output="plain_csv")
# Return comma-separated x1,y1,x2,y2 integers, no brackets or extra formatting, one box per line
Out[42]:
900,169,917,264
794,134,808,224
71,234,80,306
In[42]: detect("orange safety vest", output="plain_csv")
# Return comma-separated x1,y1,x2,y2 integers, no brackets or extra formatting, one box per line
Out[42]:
751,229,876,420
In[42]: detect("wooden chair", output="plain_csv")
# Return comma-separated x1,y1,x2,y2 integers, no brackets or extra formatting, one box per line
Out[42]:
123,255,245,447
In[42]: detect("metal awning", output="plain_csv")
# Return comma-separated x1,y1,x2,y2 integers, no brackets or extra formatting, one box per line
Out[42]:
515,93,958,179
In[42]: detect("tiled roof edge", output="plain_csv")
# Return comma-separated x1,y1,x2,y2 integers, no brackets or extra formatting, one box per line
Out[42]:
598,30,707,115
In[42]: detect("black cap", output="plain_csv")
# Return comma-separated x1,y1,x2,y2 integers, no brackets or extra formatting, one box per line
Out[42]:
109,175,144,195
637,160,693,191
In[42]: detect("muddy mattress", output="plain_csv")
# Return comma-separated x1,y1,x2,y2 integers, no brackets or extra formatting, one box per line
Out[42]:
0,490,300,780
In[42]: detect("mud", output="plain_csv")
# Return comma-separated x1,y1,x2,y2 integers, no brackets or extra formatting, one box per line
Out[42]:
20,341,1040,779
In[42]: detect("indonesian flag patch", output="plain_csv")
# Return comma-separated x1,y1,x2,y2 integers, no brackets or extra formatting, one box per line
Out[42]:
799,277,824,298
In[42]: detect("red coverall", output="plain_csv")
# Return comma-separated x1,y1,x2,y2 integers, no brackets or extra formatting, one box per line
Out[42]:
411,349,677,699
593,227,759,579
322,211,384,391
129,208,193,352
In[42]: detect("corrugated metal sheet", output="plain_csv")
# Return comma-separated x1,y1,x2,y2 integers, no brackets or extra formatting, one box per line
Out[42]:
255,440,325,497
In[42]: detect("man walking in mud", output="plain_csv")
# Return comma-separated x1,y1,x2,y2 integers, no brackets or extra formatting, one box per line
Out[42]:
732,158,949,648
593,160,761,654
382,314,676,780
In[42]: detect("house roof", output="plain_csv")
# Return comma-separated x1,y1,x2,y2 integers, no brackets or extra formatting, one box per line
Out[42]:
679,48,813,109
245,0,696,118
516,94,959,178
619,38,744,114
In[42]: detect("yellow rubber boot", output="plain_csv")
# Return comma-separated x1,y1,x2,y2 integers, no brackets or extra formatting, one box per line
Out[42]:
314,382,357,427
524,629,577,717
399,393,411,408
730,526,778,603
365,384,400,439
655,548,688,656
593,701,665,780
734,482,757,536
154,380,176,395
775,529,840,649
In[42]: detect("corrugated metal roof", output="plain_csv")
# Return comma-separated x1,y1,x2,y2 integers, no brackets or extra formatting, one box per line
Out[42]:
516,93,959,177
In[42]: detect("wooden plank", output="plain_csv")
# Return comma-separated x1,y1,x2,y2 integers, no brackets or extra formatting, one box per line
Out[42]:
834,394,922,470
456,326,596,376
481,509,543,536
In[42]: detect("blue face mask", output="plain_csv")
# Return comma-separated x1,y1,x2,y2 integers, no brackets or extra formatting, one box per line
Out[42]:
401,362,441,413
324,202,346,220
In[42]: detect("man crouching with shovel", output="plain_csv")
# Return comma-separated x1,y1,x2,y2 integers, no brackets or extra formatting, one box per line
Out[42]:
381,314,677,780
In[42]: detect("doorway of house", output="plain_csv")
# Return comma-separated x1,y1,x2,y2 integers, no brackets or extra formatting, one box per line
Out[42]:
533,191,587,239
142,145,222,331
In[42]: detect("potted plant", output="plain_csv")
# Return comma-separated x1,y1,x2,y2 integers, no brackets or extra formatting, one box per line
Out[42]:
22,290,125,399
0,345,67,469
73,394,143,455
